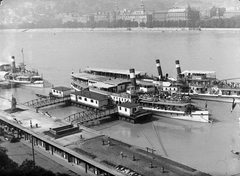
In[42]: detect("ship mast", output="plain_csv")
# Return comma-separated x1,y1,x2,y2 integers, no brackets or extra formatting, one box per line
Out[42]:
21,48,26,71
21,48,25,65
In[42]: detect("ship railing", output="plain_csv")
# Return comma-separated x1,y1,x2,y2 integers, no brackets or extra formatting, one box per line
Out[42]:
89,87,131,98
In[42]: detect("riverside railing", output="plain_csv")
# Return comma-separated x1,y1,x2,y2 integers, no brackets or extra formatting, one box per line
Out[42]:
23,96,71,109
65,108,118,124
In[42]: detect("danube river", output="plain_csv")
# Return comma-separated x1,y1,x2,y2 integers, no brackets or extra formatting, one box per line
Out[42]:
0,29,240,176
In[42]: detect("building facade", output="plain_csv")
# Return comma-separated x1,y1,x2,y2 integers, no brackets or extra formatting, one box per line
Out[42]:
167,4,200,22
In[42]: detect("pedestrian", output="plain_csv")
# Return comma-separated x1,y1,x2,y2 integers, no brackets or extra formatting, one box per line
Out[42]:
132,154,135,161
120,152,123,158
161,166,165,173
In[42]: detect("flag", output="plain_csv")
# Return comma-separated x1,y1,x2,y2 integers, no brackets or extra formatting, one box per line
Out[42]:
231,98,236,113
21,48,23,53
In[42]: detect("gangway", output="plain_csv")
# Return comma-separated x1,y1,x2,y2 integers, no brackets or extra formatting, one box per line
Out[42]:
23,96,71,109
65,108,118,124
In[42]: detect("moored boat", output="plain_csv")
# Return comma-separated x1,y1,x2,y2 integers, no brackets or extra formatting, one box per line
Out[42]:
178,66,240,103
7,55,44,88
138,96,211,123
10,75,44,87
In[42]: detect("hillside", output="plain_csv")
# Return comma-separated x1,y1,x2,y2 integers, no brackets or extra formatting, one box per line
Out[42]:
2,0,239,14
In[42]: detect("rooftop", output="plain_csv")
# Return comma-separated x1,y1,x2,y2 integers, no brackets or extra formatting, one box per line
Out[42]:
168,8,186,13
53,86,72,91
85,67,145,76
72,72,111,82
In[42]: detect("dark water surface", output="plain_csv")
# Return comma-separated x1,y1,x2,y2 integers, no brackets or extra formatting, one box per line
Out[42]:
0,30,240,175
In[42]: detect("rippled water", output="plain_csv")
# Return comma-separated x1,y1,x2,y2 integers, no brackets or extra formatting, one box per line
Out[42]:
0,29,240,175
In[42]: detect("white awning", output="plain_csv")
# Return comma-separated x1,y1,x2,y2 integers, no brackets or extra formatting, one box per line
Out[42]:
0,71,9,81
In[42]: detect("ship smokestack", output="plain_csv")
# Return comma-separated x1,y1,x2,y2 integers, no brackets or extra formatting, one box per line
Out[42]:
175,60,182,78
11,56,16,73
129,68,137,89
156,59,163,81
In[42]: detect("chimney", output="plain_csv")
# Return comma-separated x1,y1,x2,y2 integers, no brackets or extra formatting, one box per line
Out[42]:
175,60,182,78
11,56,16,73
129,68,137,89
156,59,163,81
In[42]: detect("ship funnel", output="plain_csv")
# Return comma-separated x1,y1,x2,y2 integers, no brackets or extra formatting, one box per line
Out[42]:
129,68,137,89
156,59,163,81
175,60,182,78
11,56,16,73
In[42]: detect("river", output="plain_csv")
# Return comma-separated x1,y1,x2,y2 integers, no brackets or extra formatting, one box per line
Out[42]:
0,29,240,176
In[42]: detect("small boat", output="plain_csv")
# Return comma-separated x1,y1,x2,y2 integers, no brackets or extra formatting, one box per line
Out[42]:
7,52,44,88
138,93,211,123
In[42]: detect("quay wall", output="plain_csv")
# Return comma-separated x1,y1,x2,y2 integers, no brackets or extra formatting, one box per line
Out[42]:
0,96,211,176
1,27,240,33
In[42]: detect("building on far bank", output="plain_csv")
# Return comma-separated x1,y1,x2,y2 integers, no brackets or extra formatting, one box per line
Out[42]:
200,6,226,19
115,1,152,25
55,13,94,24
167,3,200,22
153,10,168,21
223,7,240,18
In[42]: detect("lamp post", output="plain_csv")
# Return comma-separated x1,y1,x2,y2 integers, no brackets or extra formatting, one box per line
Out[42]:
31,135,36,166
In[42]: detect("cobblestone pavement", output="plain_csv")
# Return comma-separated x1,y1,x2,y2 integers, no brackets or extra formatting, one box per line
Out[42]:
0,137,79,176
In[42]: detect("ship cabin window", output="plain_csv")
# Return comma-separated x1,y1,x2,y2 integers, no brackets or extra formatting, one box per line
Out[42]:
125,108,127,112
119,107,121,110
78,96,82,100
84,98,87,101
90,99,93,103
96,101,97,104
133,108,136,113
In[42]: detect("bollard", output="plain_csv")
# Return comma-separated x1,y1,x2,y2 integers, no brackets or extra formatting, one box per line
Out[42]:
102,139,105,145
36,124,38,128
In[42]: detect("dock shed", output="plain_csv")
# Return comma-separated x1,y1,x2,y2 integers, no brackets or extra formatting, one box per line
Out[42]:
118,102,151,123
51,86,72,97
70,90,110,109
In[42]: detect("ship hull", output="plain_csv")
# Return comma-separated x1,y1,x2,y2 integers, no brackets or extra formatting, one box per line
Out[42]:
11,81,44,88
184,93,240,103
142,107,210,123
